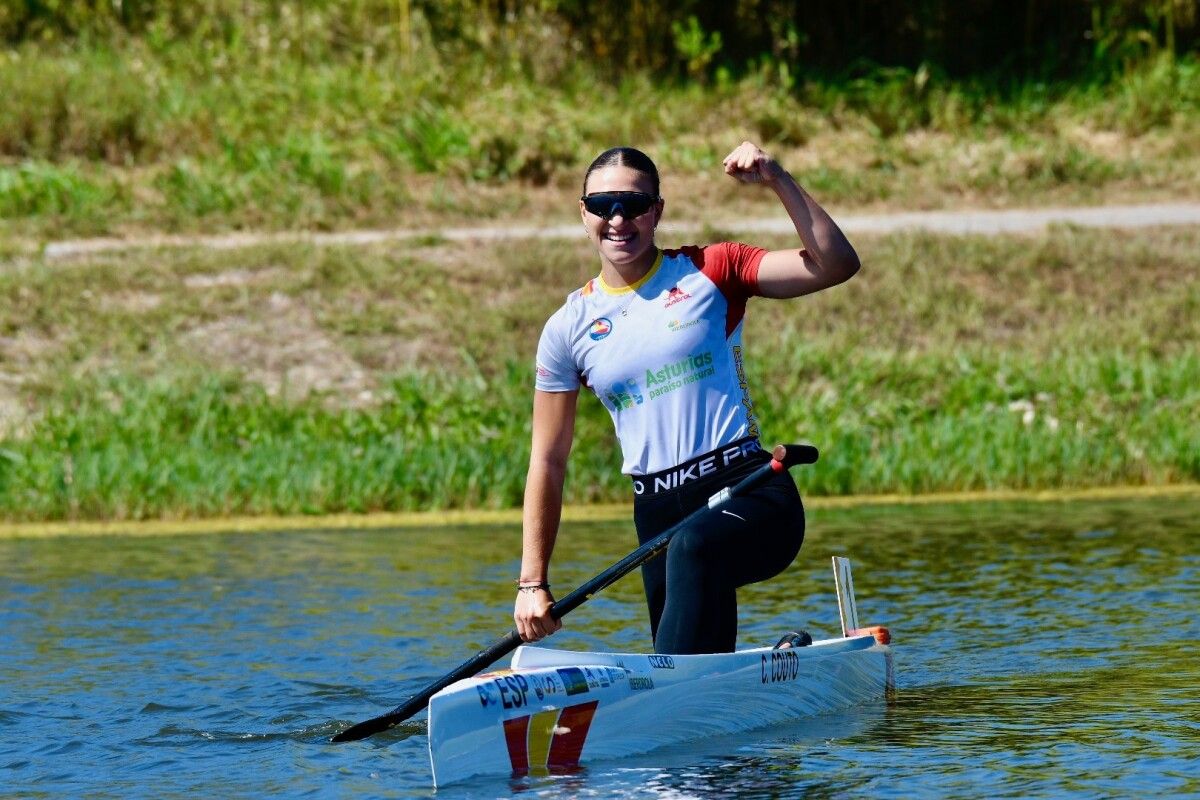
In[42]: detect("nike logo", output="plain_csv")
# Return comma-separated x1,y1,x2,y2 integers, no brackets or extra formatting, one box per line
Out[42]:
721,510,746,521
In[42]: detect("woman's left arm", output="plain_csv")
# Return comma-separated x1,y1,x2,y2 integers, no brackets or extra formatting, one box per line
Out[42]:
723,141,861,299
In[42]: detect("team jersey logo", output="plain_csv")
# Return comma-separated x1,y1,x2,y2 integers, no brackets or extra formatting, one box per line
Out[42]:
589,317,613,340
604,379,643,410
667,318,702,333
663,286,692,308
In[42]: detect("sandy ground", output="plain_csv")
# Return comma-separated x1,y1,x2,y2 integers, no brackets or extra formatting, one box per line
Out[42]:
26,201,1200,259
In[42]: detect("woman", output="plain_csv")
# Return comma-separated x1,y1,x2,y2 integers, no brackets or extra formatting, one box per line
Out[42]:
514,141,860,655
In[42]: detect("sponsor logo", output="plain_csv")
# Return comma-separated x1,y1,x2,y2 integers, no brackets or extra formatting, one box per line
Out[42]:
588,317,612,341
503,700,599,777
628,676,655,691
732,345,760,438
604,379,643,410
557,667,591,696
663,285,693,308
583,666,612,688
477,682,500,707
645,351,715,400
647,655,675,669
761,650,800,684
535,364,552,379
667,318,703,333
479,673,534,709
528,673,560,701
637,440,762,495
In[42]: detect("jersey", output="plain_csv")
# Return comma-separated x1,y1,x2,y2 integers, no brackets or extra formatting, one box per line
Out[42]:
535,242,768,476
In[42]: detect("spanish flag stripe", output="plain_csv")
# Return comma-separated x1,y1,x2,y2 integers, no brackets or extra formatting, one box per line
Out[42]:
502,715,531,774
547,700,599,767
526,708,562,771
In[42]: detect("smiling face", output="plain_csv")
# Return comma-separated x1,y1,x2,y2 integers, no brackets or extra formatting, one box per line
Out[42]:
580,165,663,276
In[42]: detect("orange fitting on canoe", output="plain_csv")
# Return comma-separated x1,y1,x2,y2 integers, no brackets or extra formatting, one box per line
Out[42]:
849,625,891,645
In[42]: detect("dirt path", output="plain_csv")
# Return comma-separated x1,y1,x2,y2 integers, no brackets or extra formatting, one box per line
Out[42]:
31,201,1200,259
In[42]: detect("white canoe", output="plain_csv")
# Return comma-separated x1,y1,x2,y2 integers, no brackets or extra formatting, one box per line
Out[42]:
426,557,894,787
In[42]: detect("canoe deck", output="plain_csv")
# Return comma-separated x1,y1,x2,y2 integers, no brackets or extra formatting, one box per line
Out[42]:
427,633,893,786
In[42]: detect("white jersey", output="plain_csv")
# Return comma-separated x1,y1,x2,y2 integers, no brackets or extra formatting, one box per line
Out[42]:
535,243,768,476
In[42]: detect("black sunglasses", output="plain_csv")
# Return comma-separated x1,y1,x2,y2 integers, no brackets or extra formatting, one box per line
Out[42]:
581,191,659,221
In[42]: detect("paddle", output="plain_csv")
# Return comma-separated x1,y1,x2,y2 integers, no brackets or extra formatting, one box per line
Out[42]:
331,442,819,743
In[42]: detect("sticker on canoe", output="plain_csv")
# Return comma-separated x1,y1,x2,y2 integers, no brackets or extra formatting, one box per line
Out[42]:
556,667,590,696
582,666,613,688
477,673,538,710
761,650,800,684
503,700,599,777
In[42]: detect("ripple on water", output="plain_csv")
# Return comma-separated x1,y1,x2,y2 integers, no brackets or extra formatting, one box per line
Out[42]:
36,740,85,757
0,709,33,727
138,702,192,714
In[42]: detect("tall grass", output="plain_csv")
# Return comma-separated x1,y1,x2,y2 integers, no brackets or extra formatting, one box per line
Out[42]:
4,1,1196,77
0,5,1197,237
0,346,1194,522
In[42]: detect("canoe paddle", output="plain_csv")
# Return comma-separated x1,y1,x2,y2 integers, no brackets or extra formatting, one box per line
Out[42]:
330,442,819,743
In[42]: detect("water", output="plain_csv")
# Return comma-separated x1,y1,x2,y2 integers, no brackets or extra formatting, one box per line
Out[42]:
3,496,1198,798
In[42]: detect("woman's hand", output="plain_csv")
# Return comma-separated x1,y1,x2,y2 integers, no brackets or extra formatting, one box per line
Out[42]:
514,587,561,642
722,141,785,185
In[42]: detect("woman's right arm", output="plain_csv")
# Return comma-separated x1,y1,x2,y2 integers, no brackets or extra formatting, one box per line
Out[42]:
514,388,579,642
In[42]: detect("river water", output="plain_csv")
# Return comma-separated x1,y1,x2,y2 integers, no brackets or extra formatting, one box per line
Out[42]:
3,496,1198,798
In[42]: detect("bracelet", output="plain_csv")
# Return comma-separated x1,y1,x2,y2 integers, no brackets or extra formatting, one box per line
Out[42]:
516,581,550,593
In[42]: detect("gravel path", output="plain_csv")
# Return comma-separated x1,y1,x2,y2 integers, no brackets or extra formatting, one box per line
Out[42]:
33,201,1200,259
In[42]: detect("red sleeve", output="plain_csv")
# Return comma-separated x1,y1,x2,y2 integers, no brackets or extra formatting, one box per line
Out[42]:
682,242,767,299
672,242,768,338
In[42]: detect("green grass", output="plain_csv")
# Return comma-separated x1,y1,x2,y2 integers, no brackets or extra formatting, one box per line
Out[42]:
0,349,1193,522
0,225,1196,521
0,36,1197,240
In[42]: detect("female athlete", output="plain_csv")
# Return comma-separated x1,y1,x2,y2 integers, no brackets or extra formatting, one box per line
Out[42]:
514,141,860,655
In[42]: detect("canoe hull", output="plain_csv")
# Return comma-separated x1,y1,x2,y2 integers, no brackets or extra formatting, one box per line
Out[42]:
428,634,892,786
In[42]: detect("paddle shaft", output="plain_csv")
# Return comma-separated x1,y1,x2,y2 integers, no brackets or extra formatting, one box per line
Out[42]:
331,443,818,742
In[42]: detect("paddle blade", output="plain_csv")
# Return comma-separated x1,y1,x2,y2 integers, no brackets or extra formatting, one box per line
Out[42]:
332,629,525,743
331,716,389,743
331,695,424,742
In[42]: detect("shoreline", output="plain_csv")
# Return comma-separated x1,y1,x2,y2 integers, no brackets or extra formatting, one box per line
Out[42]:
4,482,1197,540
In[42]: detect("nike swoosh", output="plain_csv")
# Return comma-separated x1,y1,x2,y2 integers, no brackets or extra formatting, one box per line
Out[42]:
721,510,746,521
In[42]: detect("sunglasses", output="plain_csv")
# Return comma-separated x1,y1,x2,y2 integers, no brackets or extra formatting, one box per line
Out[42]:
581,191,659,221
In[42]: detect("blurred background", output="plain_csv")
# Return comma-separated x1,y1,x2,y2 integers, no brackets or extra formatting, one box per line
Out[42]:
0,1,1196,523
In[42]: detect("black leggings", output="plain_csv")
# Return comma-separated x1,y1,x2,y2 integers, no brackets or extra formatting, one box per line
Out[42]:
633,454,805,655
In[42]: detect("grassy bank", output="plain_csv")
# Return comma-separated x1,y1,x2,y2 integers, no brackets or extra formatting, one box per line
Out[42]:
0,34,1198,242
0,224,1195,521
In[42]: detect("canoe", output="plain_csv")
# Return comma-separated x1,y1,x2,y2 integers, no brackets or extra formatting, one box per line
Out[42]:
426,557,893,786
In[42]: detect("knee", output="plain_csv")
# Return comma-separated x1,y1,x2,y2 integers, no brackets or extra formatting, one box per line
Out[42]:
666,528,718,570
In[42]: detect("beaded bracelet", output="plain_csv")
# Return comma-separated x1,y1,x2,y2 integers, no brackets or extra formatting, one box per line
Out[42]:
515,581,550,593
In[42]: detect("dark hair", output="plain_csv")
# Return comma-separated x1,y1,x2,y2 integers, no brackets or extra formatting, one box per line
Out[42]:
582,146,660,197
